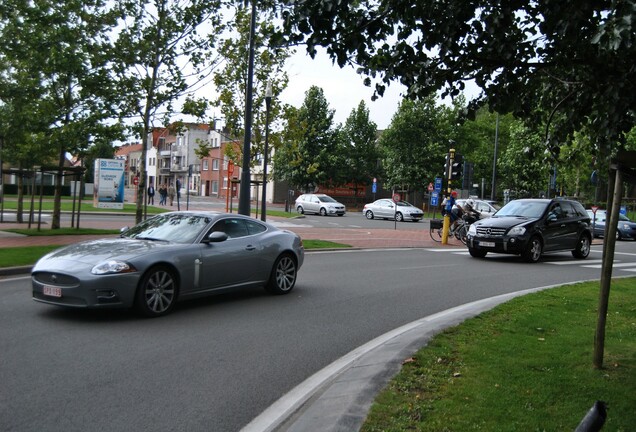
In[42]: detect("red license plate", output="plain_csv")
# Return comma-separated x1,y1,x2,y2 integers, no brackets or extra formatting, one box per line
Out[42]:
43,285,62,298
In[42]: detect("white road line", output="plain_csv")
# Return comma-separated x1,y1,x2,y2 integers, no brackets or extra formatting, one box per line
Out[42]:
582,263,636,269
546,259,607,265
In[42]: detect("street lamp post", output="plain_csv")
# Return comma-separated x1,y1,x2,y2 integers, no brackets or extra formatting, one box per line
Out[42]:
261,82,272,221
238,0,257,216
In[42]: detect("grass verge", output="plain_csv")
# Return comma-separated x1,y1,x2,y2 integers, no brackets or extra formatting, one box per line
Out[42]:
361,278,636,431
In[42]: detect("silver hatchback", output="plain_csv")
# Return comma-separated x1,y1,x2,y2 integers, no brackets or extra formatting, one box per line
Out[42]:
295,193,346,216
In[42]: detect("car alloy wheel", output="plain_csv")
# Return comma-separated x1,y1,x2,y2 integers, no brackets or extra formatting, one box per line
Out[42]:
137,266,178,317
266,254,297,294
522,237,542,263
572,234,591,259
395,212,404,222
296,206,304,214
365,210,374,219
319,207,327,216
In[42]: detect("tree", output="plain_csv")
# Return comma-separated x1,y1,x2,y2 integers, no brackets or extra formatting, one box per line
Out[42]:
273,86,338,191
341,101,380,201
0,0,123,228
379,97,452,197
497,122,550,198
111,0,224,223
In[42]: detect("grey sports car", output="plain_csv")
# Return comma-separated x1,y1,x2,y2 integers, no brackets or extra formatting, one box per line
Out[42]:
32,212,304,317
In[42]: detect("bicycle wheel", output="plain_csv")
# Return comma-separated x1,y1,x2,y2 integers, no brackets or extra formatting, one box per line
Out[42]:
430,227,443,242
456,224,468,245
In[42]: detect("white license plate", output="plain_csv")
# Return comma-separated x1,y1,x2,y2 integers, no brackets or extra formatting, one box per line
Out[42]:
479,241,495,248
43,285,62,298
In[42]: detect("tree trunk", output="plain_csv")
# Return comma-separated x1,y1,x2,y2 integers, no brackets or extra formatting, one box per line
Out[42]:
593,167,622,369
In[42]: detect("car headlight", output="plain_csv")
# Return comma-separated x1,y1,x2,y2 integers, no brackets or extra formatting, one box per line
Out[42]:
91,260,137,275
621,223,630,229
468,224,477,235
508,226,526,236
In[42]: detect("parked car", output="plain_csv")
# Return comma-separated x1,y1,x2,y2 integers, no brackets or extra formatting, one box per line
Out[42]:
362,199,424,222
466,198,592,262
32,212,304,317
295,193,346,216
587,209,636,240
456,199,500,219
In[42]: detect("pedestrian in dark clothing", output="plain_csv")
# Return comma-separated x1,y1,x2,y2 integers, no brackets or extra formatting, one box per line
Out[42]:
147,184,155,205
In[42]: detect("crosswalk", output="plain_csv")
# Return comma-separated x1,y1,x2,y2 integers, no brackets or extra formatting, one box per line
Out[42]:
426,248,636,272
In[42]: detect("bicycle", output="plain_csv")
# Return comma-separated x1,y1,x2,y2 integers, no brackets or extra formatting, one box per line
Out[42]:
429,215,473,245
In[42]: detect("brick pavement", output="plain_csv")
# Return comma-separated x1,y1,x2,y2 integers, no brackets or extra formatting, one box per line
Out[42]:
0,213,464,249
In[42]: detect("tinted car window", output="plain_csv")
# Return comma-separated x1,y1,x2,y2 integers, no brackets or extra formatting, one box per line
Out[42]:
245,219,267,235
212,218,249,238
496,200,548,218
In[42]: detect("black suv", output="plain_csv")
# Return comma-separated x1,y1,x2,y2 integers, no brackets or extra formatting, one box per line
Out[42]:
466,198,592,262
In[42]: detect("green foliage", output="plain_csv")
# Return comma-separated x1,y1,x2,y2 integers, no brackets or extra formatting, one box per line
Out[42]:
379,97,453,191
497,122,550,197
274,86,340,191
272,1,636,151
341,101,381,191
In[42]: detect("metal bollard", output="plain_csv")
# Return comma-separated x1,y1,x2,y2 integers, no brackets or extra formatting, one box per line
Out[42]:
574,401,607,432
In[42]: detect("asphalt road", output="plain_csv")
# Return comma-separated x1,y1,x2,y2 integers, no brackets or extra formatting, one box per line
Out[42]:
2,243,636,431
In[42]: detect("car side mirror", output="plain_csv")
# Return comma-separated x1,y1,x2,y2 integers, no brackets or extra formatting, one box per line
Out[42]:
547,214,557,223
203,231,228,243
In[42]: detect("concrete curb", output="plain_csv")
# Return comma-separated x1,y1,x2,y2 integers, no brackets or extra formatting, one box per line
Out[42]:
242,280,599,432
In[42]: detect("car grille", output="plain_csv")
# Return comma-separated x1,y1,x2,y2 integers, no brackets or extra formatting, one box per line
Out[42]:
476,226,507,237
32,272,80,286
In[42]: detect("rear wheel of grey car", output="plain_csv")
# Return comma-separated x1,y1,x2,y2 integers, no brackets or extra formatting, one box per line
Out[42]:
319,207,327,216
468,247,487,258
522,236,542,263
572,234,591,259
136,266,178,317
266,254,297,295
296,206,304,215
395,212,404,222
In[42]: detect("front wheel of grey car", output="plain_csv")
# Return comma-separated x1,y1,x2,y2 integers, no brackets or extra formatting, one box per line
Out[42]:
136,266,178,317
572,234,591,259
266,254,298,295
522,236,543,263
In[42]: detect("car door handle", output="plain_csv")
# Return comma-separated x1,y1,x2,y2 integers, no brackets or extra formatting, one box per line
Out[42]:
245,245,256,251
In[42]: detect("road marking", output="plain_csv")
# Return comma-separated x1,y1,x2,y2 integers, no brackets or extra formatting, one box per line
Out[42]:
425,248,467,252
546,259,607,265
582,262,636,269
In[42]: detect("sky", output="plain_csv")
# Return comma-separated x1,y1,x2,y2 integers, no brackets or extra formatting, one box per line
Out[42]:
279,48,407,130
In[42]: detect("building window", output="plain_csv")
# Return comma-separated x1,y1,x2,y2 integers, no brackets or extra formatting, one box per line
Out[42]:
212,138,220,148
203,160,209,171
212,159,219,170
212,181,219,194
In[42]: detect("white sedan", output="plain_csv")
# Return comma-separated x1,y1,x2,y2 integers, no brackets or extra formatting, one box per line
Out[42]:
362,199,424,222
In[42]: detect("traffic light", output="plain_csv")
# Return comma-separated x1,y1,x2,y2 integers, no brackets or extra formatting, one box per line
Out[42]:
450,154,463,180
443,154,450,179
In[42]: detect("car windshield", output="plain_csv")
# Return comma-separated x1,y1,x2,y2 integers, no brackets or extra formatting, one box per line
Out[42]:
494,201,548,218
396,201,414,207
317,195,337,203
122,214,212,243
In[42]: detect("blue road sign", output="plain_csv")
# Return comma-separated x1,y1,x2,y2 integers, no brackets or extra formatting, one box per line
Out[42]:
430,191,439,206
372,182,377,193
434,177,442,192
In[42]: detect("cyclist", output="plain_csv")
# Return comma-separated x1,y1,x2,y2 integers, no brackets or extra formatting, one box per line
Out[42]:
461,198,481,224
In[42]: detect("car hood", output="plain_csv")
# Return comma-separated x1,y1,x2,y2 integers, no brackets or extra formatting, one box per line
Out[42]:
475,216,533,229
34,238,175,267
